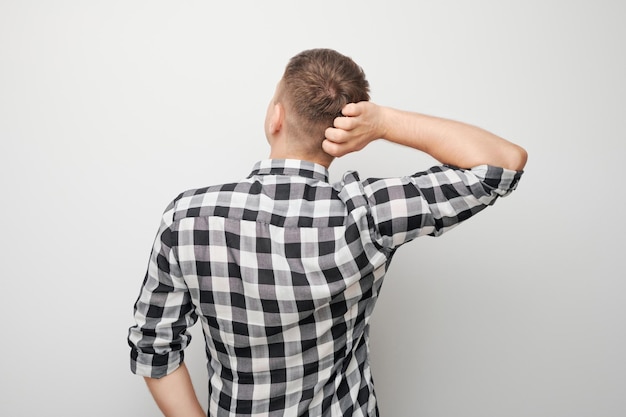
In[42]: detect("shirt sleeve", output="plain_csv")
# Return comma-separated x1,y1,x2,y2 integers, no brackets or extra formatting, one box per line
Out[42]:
127,199,198,378
363,164,523,249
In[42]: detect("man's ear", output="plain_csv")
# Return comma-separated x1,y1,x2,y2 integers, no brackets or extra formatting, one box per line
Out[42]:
268,102,284,134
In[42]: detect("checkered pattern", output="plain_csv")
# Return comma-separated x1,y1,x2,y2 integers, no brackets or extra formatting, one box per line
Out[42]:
128,159,522,416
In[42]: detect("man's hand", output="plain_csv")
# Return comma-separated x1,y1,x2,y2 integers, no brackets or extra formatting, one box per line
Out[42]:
323,102,386,157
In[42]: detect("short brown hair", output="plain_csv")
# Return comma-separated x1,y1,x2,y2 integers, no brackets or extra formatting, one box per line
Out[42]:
280,49,370,147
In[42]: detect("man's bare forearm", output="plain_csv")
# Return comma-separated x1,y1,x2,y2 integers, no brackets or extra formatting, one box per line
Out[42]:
144,363,205,417
381,107,527,170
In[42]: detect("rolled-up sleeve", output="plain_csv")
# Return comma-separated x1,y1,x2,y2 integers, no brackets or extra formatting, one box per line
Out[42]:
128,201,198,378
365,164,523,248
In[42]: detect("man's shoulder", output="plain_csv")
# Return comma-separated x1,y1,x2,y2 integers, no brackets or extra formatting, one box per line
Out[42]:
177,180,251,199
165,177,255,221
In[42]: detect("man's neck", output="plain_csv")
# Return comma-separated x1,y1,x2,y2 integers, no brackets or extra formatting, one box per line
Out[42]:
267,127,334,168
268,148,333,169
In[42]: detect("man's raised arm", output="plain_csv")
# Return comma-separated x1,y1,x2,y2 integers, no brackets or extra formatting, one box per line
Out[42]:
323,102,527,171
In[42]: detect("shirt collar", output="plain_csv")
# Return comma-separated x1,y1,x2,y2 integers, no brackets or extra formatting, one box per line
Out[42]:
249,159,330,182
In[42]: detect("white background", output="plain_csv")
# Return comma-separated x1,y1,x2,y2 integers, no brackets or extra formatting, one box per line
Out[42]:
1,1,624,416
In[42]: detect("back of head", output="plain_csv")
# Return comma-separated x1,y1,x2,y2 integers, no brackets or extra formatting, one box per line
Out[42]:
280,48,370,153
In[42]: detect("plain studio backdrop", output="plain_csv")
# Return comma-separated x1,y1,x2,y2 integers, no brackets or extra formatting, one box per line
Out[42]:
1,1,624,416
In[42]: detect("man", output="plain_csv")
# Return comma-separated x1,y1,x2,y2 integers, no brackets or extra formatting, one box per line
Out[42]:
128,48,527,417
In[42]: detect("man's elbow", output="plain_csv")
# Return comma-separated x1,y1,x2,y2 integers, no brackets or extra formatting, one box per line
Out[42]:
504,144,528,171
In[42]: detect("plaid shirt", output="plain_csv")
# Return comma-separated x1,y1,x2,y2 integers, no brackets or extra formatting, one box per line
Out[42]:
128,159,522,416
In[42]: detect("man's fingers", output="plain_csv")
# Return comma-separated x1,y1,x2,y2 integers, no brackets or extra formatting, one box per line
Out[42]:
324,101,375,158
322,139,349,157
332,116,356,131
324,127,349,143
341,102,361,117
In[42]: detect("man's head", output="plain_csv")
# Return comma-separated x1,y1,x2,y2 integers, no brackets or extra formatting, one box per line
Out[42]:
265,48,370,165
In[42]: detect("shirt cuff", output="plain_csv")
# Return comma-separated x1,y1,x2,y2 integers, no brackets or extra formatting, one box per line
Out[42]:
468,164,523,199
130,349,185,379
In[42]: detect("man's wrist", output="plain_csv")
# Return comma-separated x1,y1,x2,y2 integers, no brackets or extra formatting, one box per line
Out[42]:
374,105,392,142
